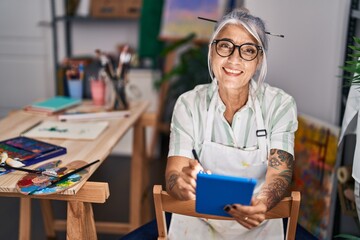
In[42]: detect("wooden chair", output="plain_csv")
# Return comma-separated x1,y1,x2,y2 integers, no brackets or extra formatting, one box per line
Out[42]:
153,185,301,240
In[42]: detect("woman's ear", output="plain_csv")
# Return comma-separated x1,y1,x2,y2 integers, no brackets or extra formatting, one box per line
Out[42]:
256,57,263,71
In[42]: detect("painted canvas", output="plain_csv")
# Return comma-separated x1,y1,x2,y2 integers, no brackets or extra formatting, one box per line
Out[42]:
160,0,227,41
292,114,340,240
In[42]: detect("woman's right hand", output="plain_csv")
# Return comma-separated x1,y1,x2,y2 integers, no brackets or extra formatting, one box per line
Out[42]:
166,157,204,200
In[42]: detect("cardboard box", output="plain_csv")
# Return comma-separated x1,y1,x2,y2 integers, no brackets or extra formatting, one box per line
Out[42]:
90,0,141,19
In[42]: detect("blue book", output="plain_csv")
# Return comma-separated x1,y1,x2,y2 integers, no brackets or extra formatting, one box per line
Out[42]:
196,172,257,217
30,96,81,112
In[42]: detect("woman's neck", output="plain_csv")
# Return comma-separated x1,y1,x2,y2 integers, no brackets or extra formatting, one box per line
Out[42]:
218,86,249,124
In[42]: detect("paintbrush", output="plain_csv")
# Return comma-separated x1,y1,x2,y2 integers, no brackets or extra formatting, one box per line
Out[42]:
28,159,100,195
0,164,42,175
0,156,60,177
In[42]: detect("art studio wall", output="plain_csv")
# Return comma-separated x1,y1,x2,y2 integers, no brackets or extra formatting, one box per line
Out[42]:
245,0,351,126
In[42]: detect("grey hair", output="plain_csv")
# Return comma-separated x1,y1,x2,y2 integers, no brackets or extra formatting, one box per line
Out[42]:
207,8,268,87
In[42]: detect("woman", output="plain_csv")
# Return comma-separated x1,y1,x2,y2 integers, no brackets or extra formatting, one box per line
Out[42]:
165,8,298,239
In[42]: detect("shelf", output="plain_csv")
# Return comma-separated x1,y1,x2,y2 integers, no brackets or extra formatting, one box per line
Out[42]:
54,16,139,23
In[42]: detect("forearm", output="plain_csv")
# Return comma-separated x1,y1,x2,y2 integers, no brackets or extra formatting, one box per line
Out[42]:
165,156,197,200
257,149,294,211
166,170,181,198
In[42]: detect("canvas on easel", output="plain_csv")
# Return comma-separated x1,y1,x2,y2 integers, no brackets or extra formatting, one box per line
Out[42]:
291,113,340,240
159,0,227,41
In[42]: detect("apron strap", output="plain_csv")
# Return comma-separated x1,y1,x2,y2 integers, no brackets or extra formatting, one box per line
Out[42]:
253,96,269,162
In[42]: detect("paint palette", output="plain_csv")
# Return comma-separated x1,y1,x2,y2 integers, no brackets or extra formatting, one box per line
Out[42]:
16,160,89,195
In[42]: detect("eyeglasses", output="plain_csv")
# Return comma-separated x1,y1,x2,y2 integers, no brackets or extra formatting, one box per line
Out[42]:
212,39,263,61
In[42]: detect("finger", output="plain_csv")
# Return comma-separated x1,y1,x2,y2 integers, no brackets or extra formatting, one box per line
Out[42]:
236,202,266,215
227,205,265,228
178,173,196,191
189,159,204,173
239,217,257,229
182,165,201,180
181,168,198,185
176,179,196,200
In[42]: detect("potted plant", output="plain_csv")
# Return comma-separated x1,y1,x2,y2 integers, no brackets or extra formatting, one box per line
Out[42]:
340,36,360,87
155,33,211,123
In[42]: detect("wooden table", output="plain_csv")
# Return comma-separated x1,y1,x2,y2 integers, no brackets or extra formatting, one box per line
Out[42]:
0,100,153,239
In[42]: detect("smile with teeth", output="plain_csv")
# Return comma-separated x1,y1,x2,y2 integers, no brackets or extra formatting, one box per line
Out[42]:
223,67,242,74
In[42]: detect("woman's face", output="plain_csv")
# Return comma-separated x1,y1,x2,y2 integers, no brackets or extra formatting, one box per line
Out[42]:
211,24,262,91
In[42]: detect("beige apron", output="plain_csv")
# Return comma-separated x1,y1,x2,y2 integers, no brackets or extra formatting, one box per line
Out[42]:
168,91,283,240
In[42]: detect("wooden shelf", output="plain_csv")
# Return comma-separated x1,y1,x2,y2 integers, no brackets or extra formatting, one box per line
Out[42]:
54,16,138,23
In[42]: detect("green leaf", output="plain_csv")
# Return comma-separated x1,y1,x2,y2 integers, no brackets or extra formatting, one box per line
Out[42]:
159,33,197,56
353,36,360,45
334,233,360,239
348,53,360,58
349,45,360,52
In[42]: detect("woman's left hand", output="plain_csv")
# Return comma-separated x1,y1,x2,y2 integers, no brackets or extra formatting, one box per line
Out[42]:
224,197,267,229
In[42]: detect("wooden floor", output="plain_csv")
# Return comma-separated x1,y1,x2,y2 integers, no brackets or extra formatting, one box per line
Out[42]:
0,154,166,240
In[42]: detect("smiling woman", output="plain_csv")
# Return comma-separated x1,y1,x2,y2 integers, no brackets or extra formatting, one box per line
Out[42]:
165,8,298,240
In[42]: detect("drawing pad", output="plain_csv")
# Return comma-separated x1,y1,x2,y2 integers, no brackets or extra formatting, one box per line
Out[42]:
195,172,257,217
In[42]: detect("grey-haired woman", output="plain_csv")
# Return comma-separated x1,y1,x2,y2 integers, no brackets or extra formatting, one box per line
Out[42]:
165,8,298,239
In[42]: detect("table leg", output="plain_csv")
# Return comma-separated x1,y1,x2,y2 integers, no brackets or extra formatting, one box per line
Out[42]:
66,201,97,240
129,119,149,230
19,197,31,240
40,199,56,239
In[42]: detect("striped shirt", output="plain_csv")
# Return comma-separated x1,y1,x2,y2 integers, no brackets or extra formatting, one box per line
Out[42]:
168,79,298,159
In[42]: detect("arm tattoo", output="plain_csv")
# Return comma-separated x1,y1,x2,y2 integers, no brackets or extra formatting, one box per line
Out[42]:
277,149,294,170
167,173,179,191
262,149,294,210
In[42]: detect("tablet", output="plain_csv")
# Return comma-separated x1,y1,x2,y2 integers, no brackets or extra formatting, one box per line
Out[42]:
195,172,257,217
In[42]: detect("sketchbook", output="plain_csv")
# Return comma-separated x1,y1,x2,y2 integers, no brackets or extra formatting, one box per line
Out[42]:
0,136,66,176
195,172,257,217
25,96,81,114
22,120,109,140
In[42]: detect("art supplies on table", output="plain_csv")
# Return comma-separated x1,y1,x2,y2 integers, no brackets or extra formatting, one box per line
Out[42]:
195,172,257,217
16,159,99,195
22,120,109,140
0,136,66,176
24,96,81,114
66,63,84,99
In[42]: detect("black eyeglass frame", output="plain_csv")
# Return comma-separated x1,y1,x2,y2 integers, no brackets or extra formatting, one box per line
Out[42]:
212,39,263,61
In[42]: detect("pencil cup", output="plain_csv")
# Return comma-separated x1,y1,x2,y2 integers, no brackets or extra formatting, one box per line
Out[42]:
91,79,105,106
67,79,83,99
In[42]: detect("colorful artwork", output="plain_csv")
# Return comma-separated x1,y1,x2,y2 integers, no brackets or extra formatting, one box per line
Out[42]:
16,160,89,195
292,114,340,240
160,0,227,41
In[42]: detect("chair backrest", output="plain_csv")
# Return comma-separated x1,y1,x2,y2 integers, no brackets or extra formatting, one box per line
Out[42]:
153,185,301,240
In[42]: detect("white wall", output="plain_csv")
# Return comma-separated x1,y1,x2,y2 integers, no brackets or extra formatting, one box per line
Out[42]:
244,0,351,126
0,0,54,117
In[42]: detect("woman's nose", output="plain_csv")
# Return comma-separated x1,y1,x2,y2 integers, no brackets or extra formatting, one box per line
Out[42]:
227,48,243,63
